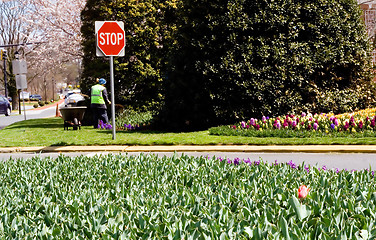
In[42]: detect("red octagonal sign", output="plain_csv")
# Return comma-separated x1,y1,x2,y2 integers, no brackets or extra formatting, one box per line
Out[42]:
96,21,125,56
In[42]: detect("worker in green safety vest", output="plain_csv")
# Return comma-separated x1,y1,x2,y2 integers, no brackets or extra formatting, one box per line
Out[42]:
91,78,111,128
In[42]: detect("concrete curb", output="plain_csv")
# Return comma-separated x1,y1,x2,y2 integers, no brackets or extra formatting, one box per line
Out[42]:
26,99,65,111
2,145,376,153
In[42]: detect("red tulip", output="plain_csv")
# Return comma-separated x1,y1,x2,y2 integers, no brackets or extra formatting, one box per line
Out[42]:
298,185,310,199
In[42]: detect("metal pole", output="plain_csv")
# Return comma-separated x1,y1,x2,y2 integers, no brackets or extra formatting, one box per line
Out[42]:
3,57,7,98
22,89,26,120
18,90,21,114
110,56,116,140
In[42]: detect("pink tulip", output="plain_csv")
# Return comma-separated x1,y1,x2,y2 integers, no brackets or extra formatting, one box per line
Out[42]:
298,185,310,199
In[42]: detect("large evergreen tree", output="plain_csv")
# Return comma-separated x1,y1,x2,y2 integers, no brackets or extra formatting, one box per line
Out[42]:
159,0,376,130
81,0,375,130
80,0,178,110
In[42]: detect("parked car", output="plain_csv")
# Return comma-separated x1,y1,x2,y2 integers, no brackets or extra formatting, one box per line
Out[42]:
29,94,42,101
0,95,11,116
64,93,85,106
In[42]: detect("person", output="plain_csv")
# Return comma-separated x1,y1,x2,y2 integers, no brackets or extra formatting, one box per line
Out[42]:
91,78,111,128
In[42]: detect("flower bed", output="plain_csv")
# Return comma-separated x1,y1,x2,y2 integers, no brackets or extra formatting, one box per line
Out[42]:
0,154,374,238
115,109,154,131
210,108,376,137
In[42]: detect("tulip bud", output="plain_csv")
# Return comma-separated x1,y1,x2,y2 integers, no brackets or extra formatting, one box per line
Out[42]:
298,185,310,199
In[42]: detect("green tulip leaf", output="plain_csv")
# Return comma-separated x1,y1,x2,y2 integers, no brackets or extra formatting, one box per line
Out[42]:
279,215,290,240
289,196,311,221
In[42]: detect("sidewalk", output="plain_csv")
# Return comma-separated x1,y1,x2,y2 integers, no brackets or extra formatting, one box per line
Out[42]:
13,99,65,112
2,144,376,153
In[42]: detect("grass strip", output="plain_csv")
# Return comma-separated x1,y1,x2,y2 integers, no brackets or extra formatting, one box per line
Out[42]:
1,118,376,146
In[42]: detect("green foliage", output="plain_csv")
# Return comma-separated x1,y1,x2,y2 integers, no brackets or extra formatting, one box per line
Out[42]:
0,154,375,238
38,101,45,107
310,86,375,114
80,0,179,111
160,0,376,129
81,0,375,130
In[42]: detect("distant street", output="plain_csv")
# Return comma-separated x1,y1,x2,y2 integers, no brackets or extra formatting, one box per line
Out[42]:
0,102,62,129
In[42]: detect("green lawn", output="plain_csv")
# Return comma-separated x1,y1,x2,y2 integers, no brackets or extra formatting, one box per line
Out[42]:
1,118,376,147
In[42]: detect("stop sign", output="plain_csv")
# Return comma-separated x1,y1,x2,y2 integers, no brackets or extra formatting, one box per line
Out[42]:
96,21,125,56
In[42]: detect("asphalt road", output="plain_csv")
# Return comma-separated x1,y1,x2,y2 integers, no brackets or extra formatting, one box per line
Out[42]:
0,151,375,171
0,103,60,129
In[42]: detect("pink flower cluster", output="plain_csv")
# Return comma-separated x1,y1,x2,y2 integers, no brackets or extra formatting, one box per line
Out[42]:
232,112,376,133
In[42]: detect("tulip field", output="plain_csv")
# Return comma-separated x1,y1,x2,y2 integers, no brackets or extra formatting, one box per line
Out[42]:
0,154,375,239
210,108,376,138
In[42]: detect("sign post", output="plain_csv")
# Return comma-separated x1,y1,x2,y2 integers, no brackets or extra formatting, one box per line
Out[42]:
12,58,28,120
95,21,125,140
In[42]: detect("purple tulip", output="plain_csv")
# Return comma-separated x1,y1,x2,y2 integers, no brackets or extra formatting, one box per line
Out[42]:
288,160,297,169
243,158,251,164
313,122,318,130
274,121,281,129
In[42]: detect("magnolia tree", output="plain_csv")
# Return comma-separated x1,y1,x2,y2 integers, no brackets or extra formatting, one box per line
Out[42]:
0,0,86,105
1,0,84,103
0,0,30,106
22,0,85,73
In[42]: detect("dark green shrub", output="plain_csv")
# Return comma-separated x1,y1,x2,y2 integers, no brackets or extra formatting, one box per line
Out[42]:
38,101,44,107
160,0,375,130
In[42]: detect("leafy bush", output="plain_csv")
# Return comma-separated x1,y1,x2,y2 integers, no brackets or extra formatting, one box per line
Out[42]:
33,103,38,108
160,0,375,130
38,101,44,107
0,154,374,238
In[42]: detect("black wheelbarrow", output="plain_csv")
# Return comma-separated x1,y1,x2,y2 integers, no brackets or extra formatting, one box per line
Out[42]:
59,106,87,130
